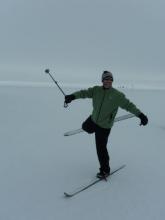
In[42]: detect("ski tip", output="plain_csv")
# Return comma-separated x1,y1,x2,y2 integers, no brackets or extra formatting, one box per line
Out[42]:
64,132,70,136
118,164,126,170
64,192,72,198
121,164,126,168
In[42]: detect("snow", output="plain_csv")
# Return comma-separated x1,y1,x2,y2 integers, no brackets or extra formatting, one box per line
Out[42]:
0,81,165,220
1,0,165,218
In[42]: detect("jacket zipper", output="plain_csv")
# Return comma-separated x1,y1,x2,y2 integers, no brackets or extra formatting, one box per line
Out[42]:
96,90,106,123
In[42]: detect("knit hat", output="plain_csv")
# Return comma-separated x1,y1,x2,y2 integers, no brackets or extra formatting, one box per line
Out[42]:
102,71,113,82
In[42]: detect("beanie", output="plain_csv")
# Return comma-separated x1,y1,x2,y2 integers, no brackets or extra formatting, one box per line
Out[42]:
102,71,113,82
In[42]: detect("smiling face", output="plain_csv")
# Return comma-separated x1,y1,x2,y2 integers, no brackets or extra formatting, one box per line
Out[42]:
102,77,113,89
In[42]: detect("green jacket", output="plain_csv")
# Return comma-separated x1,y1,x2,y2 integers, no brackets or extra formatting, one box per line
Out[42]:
73,86,141,129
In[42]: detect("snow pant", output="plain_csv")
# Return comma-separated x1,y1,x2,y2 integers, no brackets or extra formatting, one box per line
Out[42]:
82,116,111,173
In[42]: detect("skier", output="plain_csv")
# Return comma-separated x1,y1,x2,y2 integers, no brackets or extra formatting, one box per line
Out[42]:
65,71,148,179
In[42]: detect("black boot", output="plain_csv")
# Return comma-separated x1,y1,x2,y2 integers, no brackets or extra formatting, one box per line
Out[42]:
96,169,110,179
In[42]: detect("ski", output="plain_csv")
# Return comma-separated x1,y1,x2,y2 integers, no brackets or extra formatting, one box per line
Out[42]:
64,113,135,136
64,164,126,198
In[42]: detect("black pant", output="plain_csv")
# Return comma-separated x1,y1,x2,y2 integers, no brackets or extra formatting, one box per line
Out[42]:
82,116,111,173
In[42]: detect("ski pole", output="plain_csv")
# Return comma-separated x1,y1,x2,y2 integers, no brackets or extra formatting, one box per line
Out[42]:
45,69,68,108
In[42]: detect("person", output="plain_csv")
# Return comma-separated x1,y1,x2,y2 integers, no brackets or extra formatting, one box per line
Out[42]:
65,71,148,179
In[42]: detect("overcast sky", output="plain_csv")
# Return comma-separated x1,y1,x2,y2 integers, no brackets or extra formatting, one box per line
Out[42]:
0,0,165,82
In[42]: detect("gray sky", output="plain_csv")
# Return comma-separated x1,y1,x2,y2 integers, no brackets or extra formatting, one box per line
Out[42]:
0,0,165,82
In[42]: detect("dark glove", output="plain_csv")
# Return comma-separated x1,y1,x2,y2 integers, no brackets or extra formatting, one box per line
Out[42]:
65,94,75,104
138,113,148,126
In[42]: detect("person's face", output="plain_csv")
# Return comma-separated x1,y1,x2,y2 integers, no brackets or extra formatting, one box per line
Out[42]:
102,78,113,89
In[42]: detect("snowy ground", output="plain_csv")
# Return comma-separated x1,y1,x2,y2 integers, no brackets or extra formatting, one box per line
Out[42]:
0,83,165,220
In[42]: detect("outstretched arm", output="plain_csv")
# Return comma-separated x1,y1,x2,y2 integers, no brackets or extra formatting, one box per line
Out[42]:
65,87,94,104
119,94,148,126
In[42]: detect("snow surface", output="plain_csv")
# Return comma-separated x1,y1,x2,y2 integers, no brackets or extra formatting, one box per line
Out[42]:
0,82,165,220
